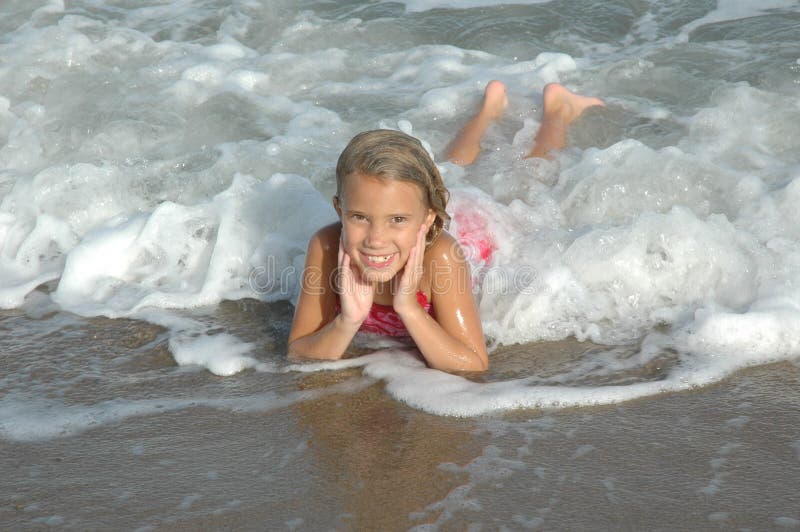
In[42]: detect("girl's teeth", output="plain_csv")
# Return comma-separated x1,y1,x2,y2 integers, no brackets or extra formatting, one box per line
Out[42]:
369,254,392,263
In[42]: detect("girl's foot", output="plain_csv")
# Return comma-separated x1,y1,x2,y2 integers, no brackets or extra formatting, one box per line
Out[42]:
446,80,507,166
541,83,604,125
526,83,604,159
481,79,508,120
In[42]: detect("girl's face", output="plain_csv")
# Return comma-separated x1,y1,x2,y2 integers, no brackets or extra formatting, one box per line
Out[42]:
335,172,436,285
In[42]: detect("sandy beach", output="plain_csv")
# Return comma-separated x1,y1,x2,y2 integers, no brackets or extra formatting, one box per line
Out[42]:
3,309,798,529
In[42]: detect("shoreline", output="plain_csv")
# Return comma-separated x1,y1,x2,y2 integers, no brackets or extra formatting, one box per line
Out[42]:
3,327,798,529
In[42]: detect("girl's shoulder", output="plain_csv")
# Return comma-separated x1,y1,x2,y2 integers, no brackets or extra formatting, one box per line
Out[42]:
309,222,342,252
424,230,468,265
304,223,341,274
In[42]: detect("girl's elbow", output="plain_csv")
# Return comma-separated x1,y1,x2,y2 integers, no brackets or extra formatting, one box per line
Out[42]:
470,354,489,373
469,343,490,372
287,346,306,362
287,341,317,362
447,360,488,374
436,350,489,373
457,344,489,373
287,341,343,362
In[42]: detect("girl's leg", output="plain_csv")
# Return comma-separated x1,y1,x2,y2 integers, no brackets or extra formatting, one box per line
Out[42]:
526,83,604,159
446,80,507,166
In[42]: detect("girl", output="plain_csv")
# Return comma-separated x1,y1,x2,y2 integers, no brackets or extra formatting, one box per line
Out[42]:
288,81,602,373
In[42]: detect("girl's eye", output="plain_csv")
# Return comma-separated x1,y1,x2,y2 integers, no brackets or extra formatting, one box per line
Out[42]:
392,216,407,223
350,214,367,221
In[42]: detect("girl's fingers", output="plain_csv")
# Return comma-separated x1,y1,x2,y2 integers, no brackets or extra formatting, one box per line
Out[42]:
413,224,426,271
400,224,426,294
338,240,352,295
402,247,416,291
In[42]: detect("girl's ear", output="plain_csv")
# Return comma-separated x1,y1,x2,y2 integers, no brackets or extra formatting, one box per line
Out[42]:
333,195,342,218
425,208,436,227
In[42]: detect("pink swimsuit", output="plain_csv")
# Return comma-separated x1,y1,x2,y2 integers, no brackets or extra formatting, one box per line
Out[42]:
452,209,495,264
336,291,433,337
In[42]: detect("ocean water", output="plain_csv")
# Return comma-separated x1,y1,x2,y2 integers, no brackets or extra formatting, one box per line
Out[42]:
1,0,799,529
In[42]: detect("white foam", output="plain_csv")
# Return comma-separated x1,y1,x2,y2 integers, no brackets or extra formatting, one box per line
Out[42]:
177,494,201,510
479,206,758,347
51,173,335,316
0,212,77,308
774,517,800,528
277,328,794,416
170,333,259,377
342,350,677,416
679,302,800,361
42,172,334,375
0,376,372,442
557,141,742,225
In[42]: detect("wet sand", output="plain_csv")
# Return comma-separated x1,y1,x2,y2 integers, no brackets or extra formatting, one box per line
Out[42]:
2,311,798,530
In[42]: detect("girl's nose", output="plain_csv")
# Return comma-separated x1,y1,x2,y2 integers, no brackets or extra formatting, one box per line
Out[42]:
365,224,386,247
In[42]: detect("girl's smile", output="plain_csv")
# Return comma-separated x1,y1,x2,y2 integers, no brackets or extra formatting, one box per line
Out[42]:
360,251,398,269
335,172,435,285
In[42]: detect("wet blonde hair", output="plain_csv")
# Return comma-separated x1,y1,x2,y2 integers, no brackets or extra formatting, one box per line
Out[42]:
335,129,450,245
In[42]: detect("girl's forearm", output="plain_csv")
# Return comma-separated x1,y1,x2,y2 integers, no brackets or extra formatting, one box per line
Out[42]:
397,306,488,373
288,315,361,361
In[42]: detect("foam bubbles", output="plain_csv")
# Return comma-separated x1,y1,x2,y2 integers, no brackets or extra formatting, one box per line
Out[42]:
774,516,800,528
0,375,372,441
680,304,800,361
51,172,335,315
479,206,758,347
38,171,334,374
558,140,741,225
170,333,258,376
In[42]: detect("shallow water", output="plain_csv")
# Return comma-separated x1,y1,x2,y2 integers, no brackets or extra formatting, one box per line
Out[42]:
1,0,800,528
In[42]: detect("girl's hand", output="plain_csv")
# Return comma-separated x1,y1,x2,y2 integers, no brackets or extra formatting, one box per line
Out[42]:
337,238,374,326
393,224,427,313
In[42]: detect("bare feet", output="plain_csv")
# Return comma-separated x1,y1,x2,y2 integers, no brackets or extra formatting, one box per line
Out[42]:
446,80,508,166
448,81,604,164
541,83,604,127
527,83,604,159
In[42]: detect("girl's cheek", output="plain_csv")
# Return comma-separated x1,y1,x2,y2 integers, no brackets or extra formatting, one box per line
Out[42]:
340,229,360,256
340,225,353,247
404,231,419,251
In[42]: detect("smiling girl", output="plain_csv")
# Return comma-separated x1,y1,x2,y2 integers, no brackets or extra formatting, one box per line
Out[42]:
288,82,602,373
288,129,489,372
